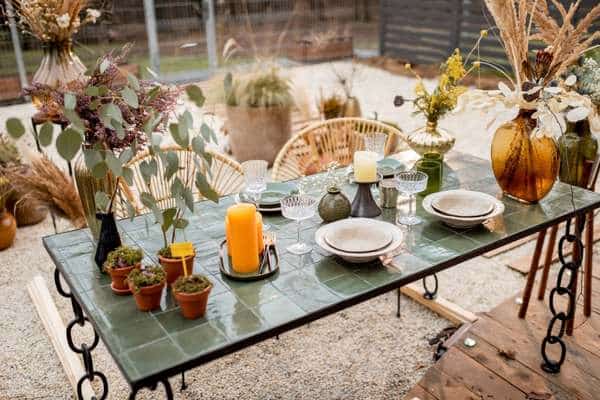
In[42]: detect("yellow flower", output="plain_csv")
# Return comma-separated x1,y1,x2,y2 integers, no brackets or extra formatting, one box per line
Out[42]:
480,29,488,38
405,63,412,70
445,49,466,82
439,73,449,89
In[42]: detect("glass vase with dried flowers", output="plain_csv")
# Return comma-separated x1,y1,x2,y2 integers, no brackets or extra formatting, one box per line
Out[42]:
393,49,471,156
458,0,600,203
8,0,102,88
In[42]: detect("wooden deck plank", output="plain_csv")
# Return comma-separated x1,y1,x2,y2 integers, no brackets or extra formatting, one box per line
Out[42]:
403,384,439,400
434,347,526,399
409,242,600,400
471,314,600,400
456,332,576,400
491,295,600,360
417,365,483,400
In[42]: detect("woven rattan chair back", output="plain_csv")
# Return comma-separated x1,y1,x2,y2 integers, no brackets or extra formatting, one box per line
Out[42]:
122,145,244,215
271,118,404,182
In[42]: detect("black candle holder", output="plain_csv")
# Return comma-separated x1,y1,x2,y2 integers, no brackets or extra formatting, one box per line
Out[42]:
351,181,382,218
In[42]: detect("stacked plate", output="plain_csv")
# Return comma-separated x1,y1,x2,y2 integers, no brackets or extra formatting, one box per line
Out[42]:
238,182,298,212
422,189,505,228
315,218,403,263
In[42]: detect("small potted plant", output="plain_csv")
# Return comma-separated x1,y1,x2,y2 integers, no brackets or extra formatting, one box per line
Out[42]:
172,274,213,320
103,246,143,295
157,245,195,285
127,265,166,312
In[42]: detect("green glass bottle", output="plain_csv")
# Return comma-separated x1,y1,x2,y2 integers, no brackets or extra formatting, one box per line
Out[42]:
558,120,598,188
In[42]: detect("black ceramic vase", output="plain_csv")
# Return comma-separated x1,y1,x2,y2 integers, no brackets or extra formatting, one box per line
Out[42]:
351,183,381,218
94,212,122,271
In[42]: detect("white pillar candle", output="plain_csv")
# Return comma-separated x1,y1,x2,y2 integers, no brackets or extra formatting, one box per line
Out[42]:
354,151,378,182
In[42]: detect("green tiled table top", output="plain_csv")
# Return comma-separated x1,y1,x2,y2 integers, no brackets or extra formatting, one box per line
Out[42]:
43,151,600,387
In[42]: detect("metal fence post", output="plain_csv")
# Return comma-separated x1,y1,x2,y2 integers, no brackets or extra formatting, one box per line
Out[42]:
203,0,218,71
6,1,28,91
143,0,161,77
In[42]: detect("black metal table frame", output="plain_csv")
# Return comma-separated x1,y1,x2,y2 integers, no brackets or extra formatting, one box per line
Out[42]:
48,206,595,399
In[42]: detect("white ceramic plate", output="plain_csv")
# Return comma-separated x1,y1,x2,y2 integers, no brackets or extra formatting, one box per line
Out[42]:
315,219,403,263
423,190,505,229
324,219,393,253
431,190,495,218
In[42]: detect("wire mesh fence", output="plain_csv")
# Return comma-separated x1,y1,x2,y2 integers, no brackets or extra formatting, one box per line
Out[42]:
0,0,379,103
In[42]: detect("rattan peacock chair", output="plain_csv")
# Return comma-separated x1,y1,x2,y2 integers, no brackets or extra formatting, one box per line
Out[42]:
271,118,405,182
120,145,244,215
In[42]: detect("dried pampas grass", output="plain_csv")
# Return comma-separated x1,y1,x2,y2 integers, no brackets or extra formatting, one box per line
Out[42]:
484,0,531,85
4,156,86,229
528,0,600,76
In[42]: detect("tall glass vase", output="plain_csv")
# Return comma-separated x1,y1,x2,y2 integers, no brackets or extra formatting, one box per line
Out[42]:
491,110,559,203
33,41,86,88
558,120,598,188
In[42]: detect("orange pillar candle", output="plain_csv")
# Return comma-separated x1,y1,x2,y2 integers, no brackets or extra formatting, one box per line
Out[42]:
226,204,260,273
256,212,264,254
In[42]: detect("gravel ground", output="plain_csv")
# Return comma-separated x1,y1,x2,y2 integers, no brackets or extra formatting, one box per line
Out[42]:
0,61,526,399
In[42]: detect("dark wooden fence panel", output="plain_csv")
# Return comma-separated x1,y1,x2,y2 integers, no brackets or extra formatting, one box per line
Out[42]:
381,0,600,69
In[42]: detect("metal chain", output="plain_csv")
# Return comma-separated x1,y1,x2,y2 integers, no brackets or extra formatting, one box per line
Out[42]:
54,268,106,399
541,217,584,373
422,274,439,300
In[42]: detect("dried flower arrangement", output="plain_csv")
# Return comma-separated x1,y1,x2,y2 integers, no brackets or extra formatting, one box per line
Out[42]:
7,47,180,218
224,68,293,109
458,0,600,137
8,0,102,44
2,155,86,228
394,49,469,124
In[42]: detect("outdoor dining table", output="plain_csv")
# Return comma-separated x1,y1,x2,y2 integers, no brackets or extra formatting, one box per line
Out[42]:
44,150,600,399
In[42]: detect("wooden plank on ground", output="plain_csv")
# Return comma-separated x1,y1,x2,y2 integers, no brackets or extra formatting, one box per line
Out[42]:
403,384,439,400
435,346,526,399
456,332,575,400
417,363,482,400
507,222,600,274
27,276,95,400
471,314,600,400
491,294,600,359
400,283,478,325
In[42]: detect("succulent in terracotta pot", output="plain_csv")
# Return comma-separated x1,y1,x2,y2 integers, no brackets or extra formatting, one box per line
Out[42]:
158,246,195,285
172,274,213,320
0,177,16,250
104,246,143,295
127,265,166,312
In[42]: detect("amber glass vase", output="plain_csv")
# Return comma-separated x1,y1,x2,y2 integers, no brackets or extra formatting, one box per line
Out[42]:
491,110,559,203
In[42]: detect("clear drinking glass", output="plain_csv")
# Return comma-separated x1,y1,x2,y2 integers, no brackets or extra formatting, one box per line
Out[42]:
281,194,317,255
241,160,269,229
395,171,428,226
364,133,387,161
241,160,268,203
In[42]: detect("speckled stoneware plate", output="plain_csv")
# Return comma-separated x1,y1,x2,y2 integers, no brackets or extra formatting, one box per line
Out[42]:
218,240,279,281
324,218,393,253
423,190,505,229
431,189,495,218
315,219,403,263
239,182,298,207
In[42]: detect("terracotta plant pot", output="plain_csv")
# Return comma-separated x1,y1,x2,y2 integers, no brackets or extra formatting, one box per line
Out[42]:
158,254,195,284
0,210,16,250
225,105,292,165
129,281,165,312
108,263,141,295
174,285,212,320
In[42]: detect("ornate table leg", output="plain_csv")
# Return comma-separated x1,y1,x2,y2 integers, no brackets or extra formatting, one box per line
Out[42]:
129,380,174,400
54,269,108,399
540,217,584,374
422,274,438,300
